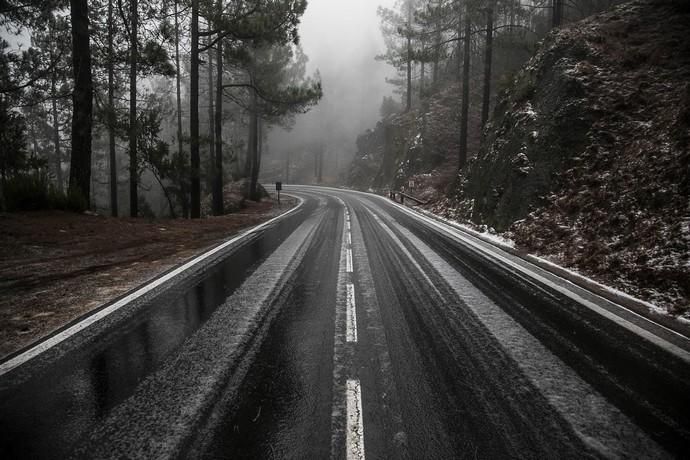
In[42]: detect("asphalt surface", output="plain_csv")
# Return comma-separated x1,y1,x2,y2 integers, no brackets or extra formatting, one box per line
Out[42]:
1,186,689,459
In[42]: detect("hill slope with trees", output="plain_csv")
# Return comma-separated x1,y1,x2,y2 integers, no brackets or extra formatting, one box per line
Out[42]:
348,0,689,317
466,0,689,315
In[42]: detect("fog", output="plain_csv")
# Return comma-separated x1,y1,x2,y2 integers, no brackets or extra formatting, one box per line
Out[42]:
263,0,398,184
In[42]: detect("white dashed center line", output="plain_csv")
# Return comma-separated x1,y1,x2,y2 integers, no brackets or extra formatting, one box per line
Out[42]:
346,379,365,460
332,203,365,459
346,283,357,343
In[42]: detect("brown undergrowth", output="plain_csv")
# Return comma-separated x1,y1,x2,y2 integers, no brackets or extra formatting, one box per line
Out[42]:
0,198,293,359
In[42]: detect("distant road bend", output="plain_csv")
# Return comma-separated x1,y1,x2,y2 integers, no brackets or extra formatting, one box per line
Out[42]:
1,185,689,459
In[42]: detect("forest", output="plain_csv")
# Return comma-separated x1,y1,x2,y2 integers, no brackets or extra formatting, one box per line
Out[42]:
370,0,623,169
0,0,322,218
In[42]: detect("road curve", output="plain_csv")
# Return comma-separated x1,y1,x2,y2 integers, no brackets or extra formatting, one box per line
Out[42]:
1,186,689,459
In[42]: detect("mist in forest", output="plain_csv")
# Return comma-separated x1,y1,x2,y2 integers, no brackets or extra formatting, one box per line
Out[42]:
263,0,397,185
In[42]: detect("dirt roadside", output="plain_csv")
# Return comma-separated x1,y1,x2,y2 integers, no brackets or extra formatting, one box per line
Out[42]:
0,198,296,359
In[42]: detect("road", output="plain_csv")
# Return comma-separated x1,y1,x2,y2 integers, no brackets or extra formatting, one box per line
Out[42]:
1,186,689,459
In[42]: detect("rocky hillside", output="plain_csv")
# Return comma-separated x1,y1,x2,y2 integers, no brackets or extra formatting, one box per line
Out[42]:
449,0,689,315
349,0,689,316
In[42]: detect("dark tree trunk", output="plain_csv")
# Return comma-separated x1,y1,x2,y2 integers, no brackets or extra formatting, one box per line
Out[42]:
248,90,260,200
107,0,117,216
459,8,471,170
432,52,439,87
481,5,494,128
244,118,253,180
256,117,263,185
406,0,413,111
68,0,93,206
212,29,224,216
174,0,187,218
420,60,425,99
207,45,214,196
456,0,462,81
49,16,63,193
51,74,63,193
129,0,138,217
190,0,201,218
433,12,441,88
553,0,563,27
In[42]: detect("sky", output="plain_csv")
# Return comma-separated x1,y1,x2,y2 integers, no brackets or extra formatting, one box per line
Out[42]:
266,0,398,166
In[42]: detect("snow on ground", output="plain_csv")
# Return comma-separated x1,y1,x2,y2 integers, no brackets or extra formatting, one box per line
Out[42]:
419,198,688,325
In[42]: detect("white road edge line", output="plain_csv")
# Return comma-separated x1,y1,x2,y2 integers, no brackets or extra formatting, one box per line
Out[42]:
0,196,306,377
346,379,365,460
383,197,690,363
346,283,357,343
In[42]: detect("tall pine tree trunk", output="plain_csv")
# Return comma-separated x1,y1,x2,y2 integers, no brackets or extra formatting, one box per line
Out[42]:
190,0,201,218
68,0,93,206
420,60,425,99
433,6,441,88
244,107,254,179
456,0,462,81
552,0,563,27
248,89,260,200
459,8,471,170
49,16,63,193
256,117,263,184
207,46,214,196
129,0,138,217
212,18,224,216
107,0,117,216
51,73,63,193
481,5,494,128
406,2,412,112
173,0,187,218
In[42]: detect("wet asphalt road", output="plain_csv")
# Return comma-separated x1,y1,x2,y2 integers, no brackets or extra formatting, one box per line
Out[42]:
1,186,690,459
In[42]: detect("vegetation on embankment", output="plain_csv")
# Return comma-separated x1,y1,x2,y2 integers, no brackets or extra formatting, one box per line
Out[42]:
465,0,689,314
349,0,690,316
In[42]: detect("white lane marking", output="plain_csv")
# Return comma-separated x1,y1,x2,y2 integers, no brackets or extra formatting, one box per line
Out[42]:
348,207,405,443
331,199,364,458
346,379,365,460
0,196,306,377
347,231,352,246
346,283,357,343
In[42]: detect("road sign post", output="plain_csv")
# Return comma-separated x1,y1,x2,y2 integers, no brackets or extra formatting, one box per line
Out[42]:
275,181,282,206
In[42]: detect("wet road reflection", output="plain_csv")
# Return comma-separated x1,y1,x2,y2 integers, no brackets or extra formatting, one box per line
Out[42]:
0,205,309,459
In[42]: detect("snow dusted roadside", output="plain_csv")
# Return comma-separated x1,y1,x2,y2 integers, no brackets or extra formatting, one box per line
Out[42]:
417,202,690,332
347,0,690,329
